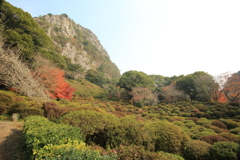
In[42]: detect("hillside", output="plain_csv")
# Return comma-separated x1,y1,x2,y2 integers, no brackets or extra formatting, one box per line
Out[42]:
34,14,121,80
0,1,120,81
1,1,240,160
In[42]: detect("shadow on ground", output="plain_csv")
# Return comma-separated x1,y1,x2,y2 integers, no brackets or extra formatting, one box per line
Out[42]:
0,123,28,160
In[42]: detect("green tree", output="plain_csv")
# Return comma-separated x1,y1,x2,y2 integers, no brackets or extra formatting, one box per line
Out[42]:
1,2,52,57
85,69,106,87
118,70,155,91
194,74,221,101
176,71,210,101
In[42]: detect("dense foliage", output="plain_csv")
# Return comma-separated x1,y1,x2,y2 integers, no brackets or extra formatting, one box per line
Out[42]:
1,1,240,160
24,116,115,160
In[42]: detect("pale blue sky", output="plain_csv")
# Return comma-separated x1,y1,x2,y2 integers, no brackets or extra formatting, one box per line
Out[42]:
6,0,240,77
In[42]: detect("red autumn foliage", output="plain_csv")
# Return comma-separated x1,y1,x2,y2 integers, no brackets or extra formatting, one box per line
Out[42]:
218,93,227,103
33,66,75,100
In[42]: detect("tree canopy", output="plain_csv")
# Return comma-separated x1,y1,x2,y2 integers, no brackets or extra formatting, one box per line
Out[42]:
176,71,210,101
118,70,155,91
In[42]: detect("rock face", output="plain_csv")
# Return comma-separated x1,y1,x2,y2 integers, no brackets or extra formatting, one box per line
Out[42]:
34,14,120,79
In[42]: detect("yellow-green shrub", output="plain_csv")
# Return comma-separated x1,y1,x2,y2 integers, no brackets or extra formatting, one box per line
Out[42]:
110,145,184,160
24,116,84,159
34,141,115,160
0,90,15,106
182,140,211,160
147,120,190,154
60,110,119,148
209,141,239,160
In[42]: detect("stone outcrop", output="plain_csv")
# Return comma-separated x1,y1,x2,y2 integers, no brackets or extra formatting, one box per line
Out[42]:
34,14,120,79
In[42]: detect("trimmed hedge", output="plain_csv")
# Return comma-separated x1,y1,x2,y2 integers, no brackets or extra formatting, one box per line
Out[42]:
209,141,239,160
24,116,115,160
147,120,190,154
182,140,211,160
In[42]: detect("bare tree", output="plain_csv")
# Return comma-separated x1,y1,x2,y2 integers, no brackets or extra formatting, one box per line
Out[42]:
0,37,49,101
161,83,190,103
129,87,158,107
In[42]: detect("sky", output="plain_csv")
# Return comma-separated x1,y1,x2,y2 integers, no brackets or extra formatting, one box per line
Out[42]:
6,0,240,77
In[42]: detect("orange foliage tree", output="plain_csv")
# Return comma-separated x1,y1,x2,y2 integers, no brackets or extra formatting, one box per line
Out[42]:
218,93,228,103
222,73,240,102
33,66,75,100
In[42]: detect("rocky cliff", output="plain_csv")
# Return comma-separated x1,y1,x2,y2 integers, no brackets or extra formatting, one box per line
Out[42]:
34,14,120,79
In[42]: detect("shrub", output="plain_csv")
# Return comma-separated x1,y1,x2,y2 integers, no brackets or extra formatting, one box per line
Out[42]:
110,145,183,160
212,120,227,129
192,131,217,139
35,141,115,160
0,90,15,106
147,120,189,154
187,117,199,123
173,121,185,126
106,115,146,148
42,102,66,119
220,133,240,143
197,118,211,125
6,101,43,118
212,111,223,118
19,107,43,118
24,116,85,159
184,122,196,128
209,141,239,160
60,110,119,148
230,127,240,136
208,125,229,134
182,140,211,160
199,135,229,144
219,119,240,130
0,105,6,114
228,110,237,117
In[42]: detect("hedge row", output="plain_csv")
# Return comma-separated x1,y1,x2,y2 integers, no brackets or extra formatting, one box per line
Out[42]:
23,116,115,159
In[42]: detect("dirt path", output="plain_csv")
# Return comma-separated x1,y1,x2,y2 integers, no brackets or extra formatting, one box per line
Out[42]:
0,121,26,160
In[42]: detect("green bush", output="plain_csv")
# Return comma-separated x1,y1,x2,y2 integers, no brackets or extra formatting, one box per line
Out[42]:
147,120,189,154
24,116,84,159
60,110,120,148
187,117,199,123
219,119,240,130
0,90,15,106
24,116,115,160
184,122,196,128
230,127,240,135
192,131,217,139
209,141,239,160
110,145,183,160
35,141,115,160
106,115,146,148
7,101,43,118
182,140,211,160
197,119,211,125
19,107,43,118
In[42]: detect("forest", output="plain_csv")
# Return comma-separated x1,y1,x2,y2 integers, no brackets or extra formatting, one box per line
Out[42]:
0,0,240,160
